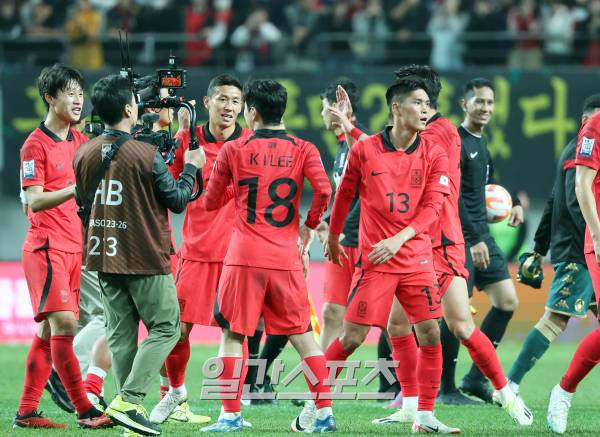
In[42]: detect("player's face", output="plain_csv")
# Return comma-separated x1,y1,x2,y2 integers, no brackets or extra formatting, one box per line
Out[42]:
321,97,335,130
157,88,173,127
47,81,84,124
464,86,494,127
395,88,430,132
205,85,242,129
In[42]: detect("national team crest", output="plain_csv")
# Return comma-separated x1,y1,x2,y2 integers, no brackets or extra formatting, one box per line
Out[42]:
411,169,423,186
580,136,595,157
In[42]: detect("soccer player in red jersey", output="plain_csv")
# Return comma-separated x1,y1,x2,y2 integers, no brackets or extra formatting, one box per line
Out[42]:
15,64,111,429
373,66,532,427
200,79,334,433
149,74,252,424
324,76,458,433
547,109,600,435
150,74,250,421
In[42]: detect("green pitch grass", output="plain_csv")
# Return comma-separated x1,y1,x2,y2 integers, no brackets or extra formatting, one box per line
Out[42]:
0,342,598,435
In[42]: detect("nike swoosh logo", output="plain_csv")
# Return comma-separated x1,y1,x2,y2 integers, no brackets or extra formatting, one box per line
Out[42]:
371,171,385,176
423,425,439,432
469,152,478,159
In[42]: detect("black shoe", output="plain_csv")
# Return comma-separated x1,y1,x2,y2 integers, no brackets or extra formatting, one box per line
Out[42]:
437,389,483,405
250,382,278,405
377,382,401,402
45,369,75,413
460,376,493,404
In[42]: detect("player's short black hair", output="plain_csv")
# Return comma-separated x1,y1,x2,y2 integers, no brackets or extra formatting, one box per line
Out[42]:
91,74,134,126
207,74,243,97
320,78,359,113
463,78,495,98
243,79,287,125
37,64,84,111
385,77,429,107
394,65,441,108
582,94,600,115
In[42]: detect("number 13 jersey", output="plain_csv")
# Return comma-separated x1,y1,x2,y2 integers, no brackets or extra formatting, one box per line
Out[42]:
329,127,450,274
205,129,332,271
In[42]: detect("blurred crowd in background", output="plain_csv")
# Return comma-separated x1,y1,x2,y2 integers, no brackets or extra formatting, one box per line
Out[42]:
1,0,600,72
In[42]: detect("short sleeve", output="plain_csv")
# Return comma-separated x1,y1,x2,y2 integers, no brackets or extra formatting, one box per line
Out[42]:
20,140,46,188
426,146,451,195
575,122,600,171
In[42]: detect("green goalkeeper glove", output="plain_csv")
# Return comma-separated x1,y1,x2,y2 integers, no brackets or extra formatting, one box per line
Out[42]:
517,252,544,289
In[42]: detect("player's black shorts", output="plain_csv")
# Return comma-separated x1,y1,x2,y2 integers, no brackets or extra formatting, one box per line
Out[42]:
465,234,511,297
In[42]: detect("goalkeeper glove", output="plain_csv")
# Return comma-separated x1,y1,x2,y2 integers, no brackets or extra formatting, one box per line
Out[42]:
517,252,544,289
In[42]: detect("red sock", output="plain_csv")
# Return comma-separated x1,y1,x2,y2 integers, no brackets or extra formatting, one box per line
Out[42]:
560,328,600,393
83,374,104,397
391,334,418,397
324,338,353,378
165,337,191,388
159,385,169,399
220,356,245,413
51,335,93,415
417,345,442,411
240,340,249,391
303,355,332,408
18,335,52,416
462,327,507,390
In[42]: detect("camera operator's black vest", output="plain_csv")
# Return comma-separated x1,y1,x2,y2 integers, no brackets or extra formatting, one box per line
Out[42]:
73,135,172,275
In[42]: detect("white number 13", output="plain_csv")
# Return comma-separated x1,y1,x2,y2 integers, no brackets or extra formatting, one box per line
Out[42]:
89,236,118,257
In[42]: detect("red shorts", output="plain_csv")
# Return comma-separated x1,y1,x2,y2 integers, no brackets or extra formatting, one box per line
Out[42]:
175,258,222,326
323,246,360,306
22,247,82,322
345,269,441,328
584,253,600,312
433,244,469,297
214,265,310,336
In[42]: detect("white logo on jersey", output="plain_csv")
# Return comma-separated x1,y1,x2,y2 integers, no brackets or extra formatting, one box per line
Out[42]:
23,160,35,179
469,152,478,159
580,136,595,157
439,175,449,186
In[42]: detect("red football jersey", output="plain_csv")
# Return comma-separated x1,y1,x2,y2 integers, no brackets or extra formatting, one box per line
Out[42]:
329,127,450,274
20,123,88,253
171,123,252,262
575,111,600,254
421,113,464,247
204,129,332,270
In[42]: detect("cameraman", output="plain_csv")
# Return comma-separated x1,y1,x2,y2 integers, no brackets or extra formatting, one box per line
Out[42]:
73,74,205,436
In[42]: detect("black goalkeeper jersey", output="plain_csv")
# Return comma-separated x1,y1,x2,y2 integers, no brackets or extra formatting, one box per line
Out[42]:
533,138,586,265
324,127,366,248
458,125,520,246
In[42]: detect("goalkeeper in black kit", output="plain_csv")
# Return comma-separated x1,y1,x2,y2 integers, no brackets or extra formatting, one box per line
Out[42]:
506,94,600,400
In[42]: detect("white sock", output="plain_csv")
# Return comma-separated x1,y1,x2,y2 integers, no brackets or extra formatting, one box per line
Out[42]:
87,366,107,379
159,376,169,387
496,385,516,405
316,406,332,420
402,396,418,413
221,411,241,420
556,384,574,399
508,380,519,395
170,384,187,399
416,410,434,423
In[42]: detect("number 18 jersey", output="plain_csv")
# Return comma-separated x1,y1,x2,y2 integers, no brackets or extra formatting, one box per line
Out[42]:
330,127,450,274
205,129,332,271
